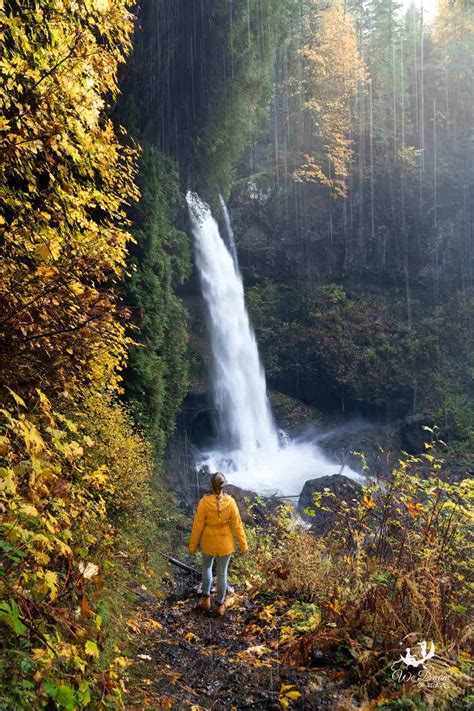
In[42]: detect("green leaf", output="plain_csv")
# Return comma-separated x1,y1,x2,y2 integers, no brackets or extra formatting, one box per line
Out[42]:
0,600,27,635
73,655,87,672
44,681,76,710
78,681,91,706
449,604,467,614
85,640,99,659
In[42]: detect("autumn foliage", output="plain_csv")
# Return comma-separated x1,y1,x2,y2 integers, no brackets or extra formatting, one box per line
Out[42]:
0,388,167,708
233,448,473,708
0,0,138,396
0,1,174,707
291,0,367,195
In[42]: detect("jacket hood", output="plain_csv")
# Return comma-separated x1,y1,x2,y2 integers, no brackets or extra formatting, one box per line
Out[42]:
203,493,232,512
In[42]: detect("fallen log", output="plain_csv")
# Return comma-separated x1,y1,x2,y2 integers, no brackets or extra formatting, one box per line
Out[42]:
158,551,200,577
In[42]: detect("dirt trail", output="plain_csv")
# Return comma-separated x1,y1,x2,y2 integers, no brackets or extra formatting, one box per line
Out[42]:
126,569,348,710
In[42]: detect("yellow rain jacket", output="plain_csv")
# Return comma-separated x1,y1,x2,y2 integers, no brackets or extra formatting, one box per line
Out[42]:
188,493,248,557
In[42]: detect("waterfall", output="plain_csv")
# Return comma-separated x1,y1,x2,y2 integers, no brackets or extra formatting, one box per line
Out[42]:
188,191,277,458
187,191,358,495
219,194,239,267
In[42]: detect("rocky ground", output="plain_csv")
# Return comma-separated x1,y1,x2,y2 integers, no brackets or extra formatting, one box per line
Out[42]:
126,569,353,710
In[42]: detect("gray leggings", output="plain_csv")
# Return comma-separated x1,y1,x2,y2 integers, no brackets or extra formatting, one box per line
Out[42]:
201,554,231,604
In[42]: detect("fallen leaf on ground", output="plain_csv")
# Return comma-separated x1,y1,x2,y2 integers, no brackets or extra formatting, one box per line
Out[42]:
242,644,269,657
148,619,163,630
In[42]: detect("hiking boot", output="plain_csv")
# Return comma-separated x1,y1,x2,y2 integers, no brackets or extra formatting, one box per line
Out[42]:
215,601,225,616
199,596,211,611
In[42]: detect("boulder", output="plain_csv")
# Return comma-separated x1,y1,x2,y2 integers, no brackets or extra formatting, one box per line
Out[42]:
225,484,283,523
224,484,259,523
297,474,363,534
400,414,436,454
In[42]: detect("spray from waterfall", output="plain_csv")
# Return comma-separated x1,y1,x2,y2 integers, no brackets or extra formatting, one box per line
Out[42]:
187,191,358,495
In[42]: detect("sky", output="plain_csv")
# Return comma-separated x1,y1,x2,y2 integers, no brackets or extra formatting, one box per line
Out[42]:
402,0,439,23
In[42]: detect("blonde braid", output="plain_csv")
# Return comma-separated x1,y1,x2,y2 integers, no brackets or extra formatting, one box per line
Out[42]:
211,472,226,519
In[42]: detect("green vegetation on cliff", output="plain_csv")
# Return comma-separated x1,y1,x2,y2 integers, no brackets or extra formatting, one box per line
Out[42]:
249,282,474,445
124,148,191,457
118,0,295,200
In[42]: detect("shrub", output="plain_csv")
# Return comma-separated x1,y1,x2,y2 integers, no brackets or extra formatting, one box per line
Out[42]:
0,389,170,709
233,449,473,708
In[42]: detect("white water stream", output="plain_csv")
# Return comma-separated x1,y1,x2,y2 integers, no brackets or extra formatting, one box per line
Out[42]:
187,191,357,495
219,194,239,268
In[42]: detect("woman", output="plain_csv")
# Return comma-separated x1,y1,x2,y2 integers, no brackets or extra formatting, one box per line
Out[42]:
188,472,248,615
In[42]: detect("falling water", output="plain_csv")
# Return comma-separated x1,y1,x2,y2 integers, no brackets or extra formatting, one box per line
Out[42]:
219,194,239,267
187,191,358,495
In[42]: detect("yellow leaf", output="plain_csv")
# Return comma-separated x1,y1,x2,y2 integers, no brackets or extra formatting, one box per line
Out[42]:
35,265,58,279
244,645,269,657
33,243,52,261
19,503,39,517
0,468,16,495
85,640,99,659
53,537,72,558
22,422,45,453
0,435,10,457
43,571,59,601
148,619,163,630
31,551,50,565
33,240,61,262
7,388,26,408
112,656,130,669
49,239,61,260
83,465,109,490
69,280,85,295
362,494,375,509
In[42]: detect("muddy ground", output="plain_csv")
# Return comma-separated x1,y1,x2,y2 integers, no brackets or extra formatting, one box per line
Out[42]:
126,568,353,710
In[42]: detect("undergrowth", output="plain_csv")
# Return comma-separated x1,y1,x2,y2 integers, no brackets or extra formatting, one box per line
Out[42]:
0,390,179,710
233,447,473,709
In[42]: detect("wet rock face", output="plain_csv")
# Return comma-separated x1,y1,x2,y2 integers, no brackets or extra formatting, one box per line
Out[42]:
297,474,363,534
316,424,394,478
